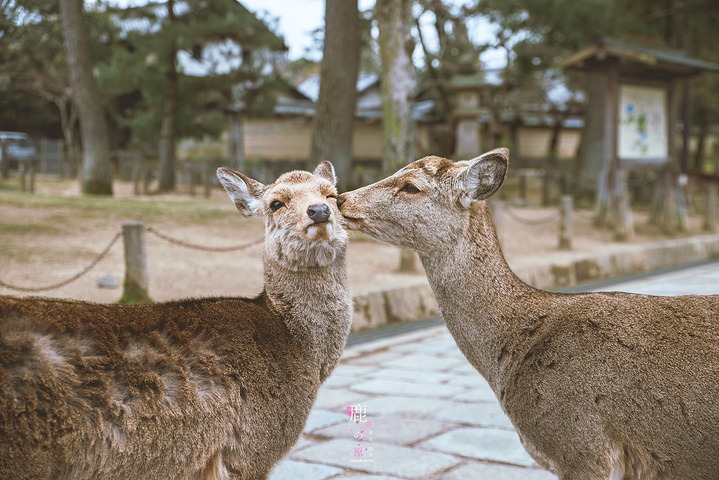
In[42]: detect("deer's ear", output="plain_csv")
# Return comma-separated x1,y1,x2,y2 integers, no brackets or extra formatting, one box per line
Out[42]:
217,167,266,218
458,148,508,208
313,161,337,186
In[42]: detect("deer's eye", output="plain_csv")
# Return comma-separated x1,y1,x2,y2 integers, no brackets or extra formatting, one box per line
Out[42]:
399,183,420,194
270,200,285,212
326,194,338,200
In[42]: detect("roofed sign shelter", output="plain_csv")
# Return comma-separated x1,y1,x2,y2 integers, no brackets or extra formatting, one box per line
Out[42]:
561,38,719,238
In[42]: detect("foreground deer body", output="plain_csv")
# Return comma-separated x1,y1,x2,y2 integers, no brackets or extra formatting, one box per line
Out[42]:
339,149,719,480
0,163,351,480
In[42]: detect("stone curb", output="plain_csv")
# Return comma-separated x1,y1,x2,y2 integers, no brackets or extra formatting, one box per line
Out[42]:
350,232,719,332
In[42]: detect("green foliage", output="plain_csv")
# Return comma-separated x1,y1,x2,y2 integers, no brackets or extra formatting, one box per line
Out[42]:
1,0,284,151
96,0,285,149
0,0,65,131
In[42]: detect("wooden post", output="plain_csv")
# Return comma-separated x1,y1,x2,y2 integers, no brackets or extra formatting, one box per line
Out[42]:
661,169,677,235
705,183,718,232
40,138,48,174
614,170,635,241
559,195,573,250
142,160,151,195
541,170,550,206
28,159,35,194
185,164,195,196
19,160,26,193
0,141,8,179
519,173,527,205
19,159,34,193
677,173,688,232
663,79,680,234
120,221,152,304
132,151,144,195
605,61,620,232
202,162,211,198
397,250,420,273
489,199,505,246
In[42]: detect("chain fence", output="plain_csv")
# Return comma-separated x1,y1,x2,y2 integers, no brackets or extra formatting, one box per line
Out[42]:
145,226,264,252
0,226,264,293
0,231,123,292
503,205,560,226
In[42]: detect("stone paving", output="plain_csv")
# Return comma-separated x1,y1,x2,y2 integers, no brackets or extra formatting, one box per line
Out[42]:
269,261,719,480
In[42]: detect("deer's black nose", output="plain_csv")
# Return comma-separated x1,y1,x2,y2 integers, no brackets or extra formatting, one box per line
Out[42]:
336,195,346,209
307,204,331,223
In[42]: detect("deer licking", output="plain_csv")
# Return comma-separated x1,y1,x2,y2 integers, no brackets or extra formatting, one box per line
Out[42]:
338,148,719,480
0,162,352,480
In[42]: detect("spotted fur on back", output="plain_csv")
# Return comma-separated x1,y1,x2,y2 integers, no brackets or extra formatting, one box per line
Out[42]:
0,163,352,480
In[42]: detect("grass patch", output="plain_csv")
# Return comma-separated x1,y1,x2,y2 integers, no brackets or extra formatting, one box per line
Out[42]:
0,222,60,235
0,190,239,225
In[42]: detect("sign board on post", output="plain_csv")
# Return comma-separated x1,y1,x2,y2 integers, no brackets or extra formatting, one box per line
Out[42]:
617,84,668,163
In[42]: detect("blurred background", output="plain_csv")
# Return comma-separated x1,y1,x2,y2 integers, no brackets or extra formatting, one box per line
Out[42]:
2,0,718,201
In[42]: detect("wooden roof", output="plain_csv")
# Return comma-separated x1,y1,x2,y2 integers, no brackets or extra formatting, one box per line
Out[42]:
560,37,719,79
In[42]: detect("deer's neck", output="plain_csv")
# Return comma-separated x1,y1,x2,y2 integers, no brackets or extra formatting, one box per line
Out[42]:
262,248,352,382
419,203,535,390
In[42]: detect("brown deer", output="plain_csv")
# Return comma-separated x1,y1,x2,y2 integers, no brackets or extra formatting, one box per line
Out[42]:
0,162,352,480
338,148,719,480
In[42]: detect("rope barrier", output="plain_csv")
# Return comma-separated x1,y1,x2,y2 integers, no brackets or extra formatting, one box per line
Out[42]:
0,226,265,293
0,231,123,292
571,209,598,223
146,226,264,252
504,205,560,226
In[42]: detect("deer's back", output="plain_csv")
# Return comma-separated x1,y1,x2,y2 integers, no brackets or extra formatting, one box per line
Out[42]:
0,295,317,479
501,291,719,478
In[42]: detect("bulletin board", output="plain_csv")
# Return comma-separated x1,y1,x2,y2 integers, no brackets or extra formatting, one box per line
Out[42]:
617,84,668,162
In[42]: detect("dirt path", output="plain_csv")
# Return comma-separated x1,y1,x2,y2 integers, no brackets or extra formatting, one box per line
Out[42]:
0,177,708,303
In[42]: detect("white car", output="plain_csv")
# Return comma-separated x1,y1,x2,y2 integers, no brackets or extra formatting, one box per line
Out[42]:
0,131,37,170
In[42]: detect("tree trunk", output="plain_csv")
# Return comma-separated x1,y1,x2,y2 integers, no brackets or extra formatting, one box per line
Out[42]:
54,97,78,179
58,0,113,195
694,120,707,171
309,0,360,192
377,0,419,273
376,0,415,176
157,0,178,192
576,72,606,201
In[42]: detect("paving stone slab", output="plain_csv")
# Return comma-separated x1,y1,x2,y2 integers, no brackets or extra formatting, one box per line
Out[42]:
385,354,466,372
350,379,465,399
314,388,376,411
292,435,316,452
420,427,537,467
391,340,461,356
366,368,455,385
328,474,405,480
304,409,350,433
452,363,480,376
430,402,515,430
313,415,452,446
361,395,453,418
293,439,461,478
348,351,405,366
446,373,493,389
323,374,358,389
268,460,343,480
452,388,499,403
440,462,557,480
333,364,381,378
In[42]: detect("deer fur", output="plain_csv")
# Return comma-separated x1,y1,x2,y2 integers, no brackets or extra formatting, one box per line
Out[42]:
338,148,719,480
0,162,352,480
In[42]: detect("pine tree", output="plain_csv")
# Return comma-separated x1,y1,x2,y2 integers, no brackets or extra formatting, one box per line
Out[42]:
102,0,285,191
